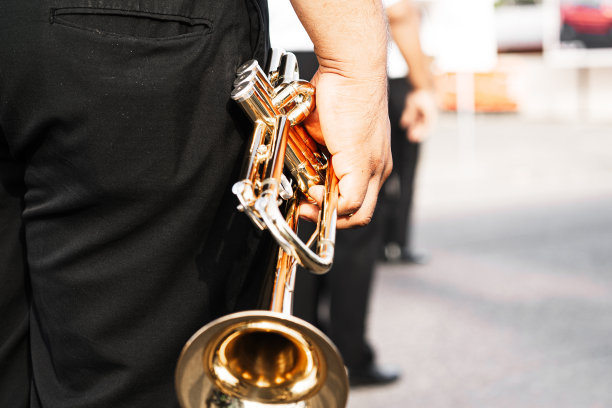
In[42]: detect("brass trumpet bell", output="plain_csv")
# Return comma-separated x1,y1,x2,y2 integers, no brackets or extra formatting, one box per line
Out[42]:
175,311,348,407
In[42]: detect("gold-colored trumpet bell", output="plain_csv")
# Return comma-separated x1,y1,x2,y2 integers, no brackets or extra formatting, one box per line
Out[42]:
175,311,348,408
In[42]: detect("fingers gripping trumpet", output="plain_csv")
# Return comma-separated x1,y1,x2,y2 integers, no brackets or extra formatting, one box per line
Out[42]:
175,50,348,408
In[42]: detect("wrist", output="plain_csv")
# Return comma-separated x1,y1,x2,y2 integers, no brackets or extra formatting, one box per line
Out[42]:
407,72,434,91
317,53,387,81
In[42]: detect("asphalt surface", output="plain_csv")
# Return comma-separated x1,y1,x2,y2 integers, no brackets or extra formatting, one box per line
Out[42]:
347,113,612,408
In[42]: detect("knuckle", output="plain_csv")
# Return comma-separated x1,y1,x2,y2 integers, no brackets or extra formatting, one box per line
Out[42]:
352,214,372,227
384,156,393,179
344,199,363,214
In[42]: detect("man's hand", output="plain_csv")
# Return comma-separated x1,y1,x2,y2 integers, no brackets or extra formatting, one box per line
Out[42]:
290,0,393,228
400,88,437,143
300,68,392,229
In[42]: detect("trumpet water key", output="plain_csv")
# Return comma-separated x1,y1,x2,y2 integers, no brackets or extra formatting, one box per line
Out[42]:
175,50,349,408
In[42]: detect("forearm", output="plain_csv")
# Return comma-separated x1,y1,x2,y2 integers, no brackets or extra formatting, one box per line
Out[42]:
387,0,433,90
290,0,387,78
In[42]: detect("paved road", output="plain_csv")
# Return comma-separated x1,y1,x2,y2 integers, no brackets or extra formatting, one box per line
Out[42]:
347,114,612,408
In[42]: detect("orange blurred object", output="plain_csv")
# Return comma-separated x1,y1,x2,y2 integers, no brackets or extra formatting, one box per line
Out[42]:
436,71,518,113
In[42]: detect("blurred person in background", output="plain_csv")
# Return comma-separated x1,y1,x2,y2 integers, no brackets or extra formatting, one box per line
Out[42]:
270,0,437,387
382,0,437,264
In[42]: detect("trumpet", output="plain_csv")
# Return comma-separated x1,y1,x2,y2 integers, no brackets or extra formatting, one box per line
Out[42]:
175,50,349,408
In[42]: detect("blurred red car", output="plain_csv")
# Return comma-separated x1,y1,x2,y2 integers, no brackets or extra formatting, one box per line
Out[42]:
560,0,612,46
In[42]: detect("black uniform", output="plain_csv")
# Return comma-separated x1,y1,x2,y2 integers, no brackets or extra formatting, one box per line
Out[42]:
0,1,270,406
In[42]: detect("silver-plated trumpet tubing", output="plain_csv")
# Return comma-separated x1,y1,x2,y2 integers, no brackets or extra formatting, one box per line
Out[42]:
266,48,286,86
273,81,316,125
254,194,331,274
232,62,334,272
232,63,324,193
243,121,268,189
267,48,286,73
248,80,322,192
232,87,319,220
233,180,266,231
269,196,300,314
254,162,337,275
278,52,299,85
232,119,272,231
231,81,275,126
234,70,315,133
236,57,313,124
264,115,290,182
317,161,339,263
232,59,333,270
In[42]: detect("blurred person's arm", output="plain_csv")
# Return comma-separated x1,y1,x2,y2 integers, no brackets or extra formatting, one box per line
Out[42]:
386,0,437,143
289,0,392,228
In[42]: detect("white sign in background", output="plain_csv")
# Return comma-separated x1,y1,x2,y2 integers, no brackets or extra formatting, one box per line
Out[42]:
422,0,498,73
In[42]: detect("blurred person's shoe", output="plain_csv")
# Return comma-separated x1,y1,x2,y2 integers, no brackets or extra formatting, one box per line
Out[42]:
348,364,400,387
400,248,429,265
383,242,403,262
383,242,429,265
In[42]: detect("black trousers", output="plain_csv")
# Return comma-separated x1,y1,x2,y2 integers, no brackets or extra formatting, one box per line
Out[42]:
382,77,420,252
292,52,420,369
0,1,270,407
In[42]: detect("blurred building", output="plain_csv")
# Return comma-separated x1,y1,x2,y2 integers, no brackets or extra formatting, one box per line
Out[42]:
420,0,612,121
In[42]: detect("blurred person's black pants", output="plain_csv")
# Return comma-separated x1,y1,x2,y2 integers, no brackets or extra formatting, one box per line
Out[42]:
0,1,270,407
382,77,420,256
295,221,384,369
